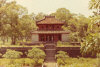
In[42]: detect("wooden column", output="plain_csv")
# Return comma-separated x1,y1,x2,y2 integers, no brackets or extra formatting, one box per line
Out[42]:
54,34,57,42
44,35,46,41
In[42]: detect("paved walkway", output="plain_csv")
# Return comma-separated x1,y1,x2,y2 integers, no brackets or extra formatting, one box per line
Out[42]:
43,62,57,67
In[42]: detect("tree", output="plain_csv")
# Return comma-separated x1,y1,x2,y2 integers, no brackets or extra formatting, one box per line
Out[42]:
65,14,91,42
35,12,45,21
55,8,73,22
50,8,73,27
0,1,28,44
0,1,37,44
80,33,100,57
26,48,46,65
80,1,100,57
0,0,8,44
88,0,100,32
77,15,91,41
89,0,100,15
89,15,100,33
18,14,37,41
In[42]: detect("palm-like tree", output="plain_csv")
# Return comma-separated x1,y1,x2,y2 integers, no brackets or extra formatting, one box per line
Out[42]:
89,0,100,15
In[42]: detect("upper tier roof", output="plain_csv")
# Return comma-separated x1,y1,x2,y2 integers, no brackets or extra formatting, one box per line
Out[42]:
36,16,65,24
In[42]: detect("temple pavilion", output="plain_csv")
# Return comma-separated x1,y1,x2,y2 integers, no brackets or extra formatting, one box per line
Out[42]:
32,16,69,43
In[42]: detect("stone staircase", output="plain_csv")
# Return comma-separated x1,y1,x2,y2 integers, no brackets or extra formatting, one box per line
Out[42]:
44,43,56,62
43,62,57,67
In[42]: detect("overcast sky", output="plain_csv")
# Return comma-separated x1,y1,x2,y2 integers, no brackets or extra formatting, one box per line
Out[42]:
7,0,93,17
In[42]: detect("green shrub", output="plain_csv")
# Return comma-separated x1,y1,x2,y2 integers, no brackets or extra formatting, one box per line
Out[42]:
2,49,23,64
3,49,23,59
24,58,35,66
37,59,44,65
56,51,69,66
27,47,46,66
0,59,11,66
6,64,16,67
57,41,71,47
14,59,24,65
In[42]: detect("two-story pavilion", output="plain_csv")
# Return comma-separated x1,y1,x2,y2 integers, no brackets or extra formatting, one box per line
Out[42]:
32,16,69,43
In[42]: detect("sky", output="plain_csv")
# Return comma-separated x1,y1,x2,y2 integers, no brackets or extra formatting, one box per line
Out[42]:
7,0,93,17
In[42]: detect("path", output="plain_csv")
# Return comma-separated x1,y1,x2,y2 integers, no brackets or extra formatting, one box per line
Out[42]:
44,43,57,67
43,62,57,67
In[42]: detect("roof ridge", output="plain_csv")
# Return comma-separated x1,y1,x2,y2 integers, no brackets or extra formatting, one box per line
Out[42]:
36,16,65,24
45,16,55,18
36,17,46,23
36,16,55,22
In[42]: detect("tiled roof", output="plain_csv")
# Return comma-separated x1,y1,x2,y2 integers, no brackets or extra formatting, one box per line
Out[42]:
32,30,69,34
36,16,65,24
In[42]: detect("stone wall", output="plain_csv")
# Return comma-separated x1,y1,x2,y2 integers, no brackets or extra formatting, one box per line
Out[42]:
56,47,81,57
0,47,81,58
32,34,39,42
61,34,69,42
0,47,44,58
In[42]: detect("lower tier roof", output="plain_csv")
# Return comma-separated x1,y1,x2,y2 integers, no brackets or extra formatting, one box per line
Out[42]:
32,30,69,34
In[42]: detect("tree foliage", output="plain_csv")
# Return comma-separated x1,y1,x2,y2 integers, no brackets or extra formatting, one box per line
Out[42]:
18,14,37,41
35,12,45,21
80,0,100,57
51,8,91,42
89,0,100,15
55,8,72,21
0,1,37,44
81,33,100,57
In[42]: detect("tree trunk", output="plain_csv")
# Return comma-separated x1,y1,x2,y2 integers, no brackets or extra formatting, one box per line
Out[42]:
11,36,16,45
1,36,5,45
6,36,8,42
2,39,5,45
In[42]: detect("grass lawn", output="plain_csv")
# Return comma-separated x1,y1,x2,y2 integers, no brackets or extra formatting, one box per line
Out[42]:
57,42,80,47
0,58,98,67
57,44,80,47
0,40,44,47
0,58,43,67
0,44,44,47
0,58,35,67
57,58,98,67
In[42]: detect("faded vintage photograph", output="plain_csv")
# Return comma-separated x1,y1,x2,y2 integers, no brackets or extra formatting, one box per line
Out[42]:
0,0,100,67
